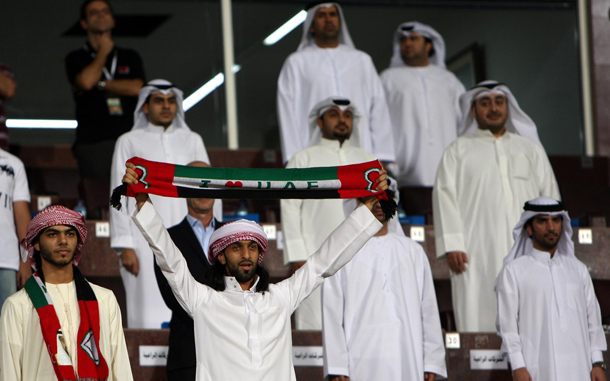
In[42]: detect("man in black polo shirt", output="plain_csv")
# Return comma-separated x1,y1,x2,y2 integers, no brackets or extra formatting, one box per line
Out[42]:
65,0,145,179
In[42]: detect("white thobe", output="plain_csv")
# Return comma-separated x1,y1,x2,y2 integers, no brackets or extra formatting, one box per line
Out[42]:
322,232,447,380
281,138,376,330
0,281,132,380
133,200,381,381
496,249,607,380
380,65,465,186
110,122,212,328
277,45,395,163
433,130,560,332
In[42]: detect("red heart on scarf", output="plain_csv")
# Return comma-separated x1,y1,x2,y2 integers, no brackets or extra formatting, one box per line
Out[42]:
225,181,243,187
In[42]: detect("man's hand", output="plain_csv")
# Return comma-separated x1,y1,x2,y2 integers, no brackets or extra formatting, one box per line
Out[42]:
329,375,349,381
424,372,436,380
0,70,16,99
446,251,468,274
361,169,388,211
512,367,532,381
97,32,115,57
123,162,150,210
121,248,139,275
592,366,607,381
17,259,32,289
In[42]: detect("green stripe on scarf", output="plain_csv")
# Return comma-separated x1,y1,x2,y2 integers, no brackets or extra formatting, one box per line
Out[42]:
174,165,338,181
24,277,49,310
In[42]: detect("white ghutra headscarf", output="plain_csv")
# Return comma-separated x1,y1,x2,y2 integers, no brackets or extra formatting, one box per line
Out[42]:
502,196,573,268
297,2,355,51
389,21,446,69
132,79,189,130
458,80,541,146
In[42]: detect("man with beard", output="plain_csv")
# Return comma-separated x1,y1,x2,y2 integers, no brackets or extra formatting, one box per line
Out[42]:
281,97,377,330
495,197,607,381
433,81,560,332
277,2,394,164
0,205,132,380
122,161,388,380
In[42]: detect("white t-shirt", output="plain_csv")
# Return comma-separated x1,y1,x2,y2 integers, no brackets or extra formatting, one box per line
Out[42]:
0,148,30,271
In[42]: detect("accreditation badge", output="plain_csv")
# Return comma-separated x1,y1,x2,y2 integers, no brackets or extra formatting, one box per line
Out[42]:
106,97,123,116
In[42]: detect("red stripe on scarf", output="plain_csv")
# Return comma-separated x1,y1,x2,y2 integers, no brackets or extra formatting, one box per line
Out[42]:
125,157,178,198
37,304,77,380
77,300,109,380
336,160,387,200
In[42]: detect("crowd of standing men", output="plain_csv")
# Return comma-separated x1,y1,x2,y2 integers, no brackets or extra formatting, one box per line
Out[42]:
0,0,606,380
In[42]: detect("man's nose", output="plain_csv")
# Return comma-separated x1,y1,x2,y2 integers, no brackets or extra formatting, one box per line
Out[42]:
240,246,252,259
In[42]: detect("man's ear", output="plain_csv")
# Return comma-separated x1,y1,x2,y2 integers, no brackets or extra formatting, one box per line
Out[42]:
525,225,533,237
317,118,324,130
217,252,226,265
80,19,89,31
471,104,477,117
34,242,40,252
142,103,150,116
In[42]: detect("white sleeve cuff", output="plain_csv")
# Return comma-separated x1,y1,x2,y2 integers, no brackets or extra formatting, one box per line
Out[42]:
325,367,349,378
508,351,526,370
591,350,604,363
424,364,447,379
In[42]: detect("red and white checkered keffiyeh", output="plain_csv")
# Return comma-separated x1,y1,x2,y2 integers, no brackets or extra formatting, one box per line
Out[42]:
22,205,88,266
208,219,268,265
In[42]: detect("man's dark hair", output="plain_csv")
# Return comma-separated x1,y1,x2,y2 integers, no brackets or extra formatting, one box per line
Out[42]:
208,260,270,293
80,0,113,21
524,216,535,236
32,250,44,281
424,37,435,57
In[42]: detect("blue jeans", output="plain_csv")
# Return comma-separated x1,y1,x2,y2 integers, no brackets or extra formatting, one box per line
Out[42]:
0,268,17,314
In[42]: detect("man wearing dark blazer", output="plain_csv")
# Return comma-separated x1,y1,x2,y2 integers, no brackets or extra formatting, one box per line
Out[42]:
153,161,219,381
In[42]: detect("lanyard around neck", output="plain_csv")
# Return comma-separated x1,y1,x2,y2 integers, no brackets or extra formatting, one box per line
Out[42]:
84,43,118,81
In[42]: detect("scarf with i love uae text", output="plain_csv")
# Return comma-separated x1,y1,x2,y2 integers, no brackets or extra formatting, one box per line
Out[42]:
110,157,397,220
24,266,109,381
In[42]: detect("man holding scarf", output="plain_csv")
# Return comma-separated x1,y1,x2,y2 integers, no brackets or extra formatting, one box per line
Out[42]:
433,80,560,332
0,205,132,380
121,161,388,380
495,197,607,381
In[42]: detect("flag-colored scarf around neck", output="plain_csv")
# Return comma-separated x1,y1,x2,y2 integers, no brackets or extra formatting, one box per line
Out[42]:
24,266,109,381
111,157,397,220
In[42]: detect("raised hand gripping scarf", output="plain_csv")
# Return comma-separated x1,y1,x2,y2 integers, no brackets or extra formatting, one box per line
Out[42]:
24,266,109,381
110,157,397,220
